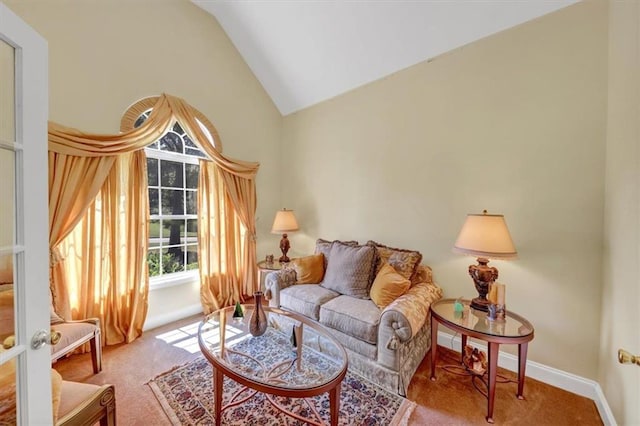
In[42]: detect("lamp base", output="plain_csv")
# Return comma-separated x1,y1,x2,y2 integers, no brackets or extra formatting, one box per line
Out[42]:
468,257,499,313
471,296,490,312
279,233,291,264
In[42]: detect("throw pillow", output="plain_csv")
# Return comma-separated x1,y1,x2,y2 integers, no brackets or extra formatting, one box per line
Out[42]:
50,305,64,325
51,368,63,423
366,240,422,284
370,263,411,309
291,253,325,284
321,242,375,299
314,238,359,272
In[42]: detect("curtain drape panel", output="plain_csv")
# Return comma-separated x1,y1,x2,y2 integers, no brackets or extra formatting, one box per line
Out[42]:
48,93,260,344
59,152,149,344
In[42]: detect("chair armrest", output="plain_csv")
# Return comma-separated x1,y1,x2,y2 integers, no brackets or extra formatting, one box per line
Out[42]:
264,268,297,307
63,318,100,327
57,382,115,426
380,281,443,344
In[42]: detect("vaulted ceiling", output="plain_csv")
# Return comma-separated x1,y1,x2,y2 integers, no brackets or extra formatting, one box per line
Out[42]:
193,0,579,116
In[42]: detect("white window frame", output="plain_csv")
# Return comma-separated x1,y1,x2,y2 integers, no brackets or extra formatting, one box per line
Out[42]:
146,142,201,290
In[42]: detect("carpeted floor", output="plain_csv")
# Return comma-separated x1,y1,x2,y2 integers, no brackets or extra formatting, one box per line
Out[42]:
53,315,603,425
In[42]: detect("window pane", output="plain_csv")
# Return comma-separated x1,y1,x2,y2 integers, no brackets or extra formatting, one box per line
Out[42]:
134,112,148,129
185,164,198,189
173,122,185,135
186,245,198,270
162,248,185,274
149,220,161,247
148,249,161,277
147,157,158,186
163,219,185,246
184,134,197,148
160,189,184,215
186,148,206,158
186,191,196,215
187,219,197,242
159,132,183,153
149,189,159,215
160,160,183,188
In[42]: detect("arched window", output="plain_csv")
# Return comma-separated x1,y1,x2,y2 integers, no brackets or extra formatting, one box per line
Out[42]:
122,96,222,287
134,111,206,281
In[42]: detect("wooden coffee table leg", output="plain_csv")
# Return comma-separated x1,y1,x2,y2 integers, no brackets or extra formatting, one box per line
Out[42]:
214,367,223,426
329,383,341,425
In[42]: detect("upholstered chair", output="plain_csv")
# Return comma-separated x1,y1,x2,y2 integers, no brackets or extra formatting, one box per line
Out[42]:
50,308,102,374
52,369,116,426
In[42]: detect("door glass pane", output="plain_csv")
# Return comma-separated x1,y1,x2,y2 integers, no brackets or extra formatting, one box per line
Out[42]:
0,255,15,343
0,149,14,247
0,359,17,424
0,39,15,142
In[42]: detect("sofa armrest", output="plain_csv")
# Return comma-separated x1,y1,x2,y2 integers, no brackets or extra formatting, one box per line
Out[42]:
380,281,443,344
264,268,297,307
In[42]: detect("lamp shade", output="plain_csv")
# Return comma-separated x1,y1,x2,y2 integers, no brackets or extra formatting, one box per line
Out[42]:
271,209,299,233
453,211,517,260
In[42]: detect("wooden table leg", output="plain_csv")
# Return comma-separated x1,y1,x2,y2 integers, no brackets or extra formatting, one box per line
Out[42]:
486,342,499,424
517,342,529,400
214,367,223,426
430,314,438,381
329,383,341,425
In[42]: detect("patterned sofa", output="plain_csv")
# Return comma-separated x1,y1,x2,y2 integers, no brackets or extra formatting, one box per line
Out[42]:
265,239,442,396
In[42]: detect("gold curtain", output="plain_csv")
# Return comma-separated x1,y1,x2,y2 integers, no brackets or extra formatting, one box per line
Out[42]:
58,152,148,344
48,101,170,322
48,93,260,343
197,161,257,314
123,95,260,315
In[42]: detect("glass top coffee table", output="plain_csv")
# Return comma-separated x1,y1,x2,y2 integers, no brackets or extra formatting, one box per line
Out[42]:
198,305,348,426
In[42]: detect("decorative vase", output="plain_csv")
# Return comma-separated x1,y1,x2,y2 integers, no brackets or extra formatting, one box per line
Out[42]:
249,291,267,337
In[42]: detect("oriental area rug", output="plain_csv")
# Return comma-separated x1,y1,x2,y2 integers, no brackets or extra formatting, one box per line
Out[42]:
148,356,415,425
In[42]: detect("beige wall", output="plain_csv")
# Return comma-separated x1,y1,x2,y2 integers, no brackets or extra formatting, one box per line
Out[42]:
282,1,607,379
5,0,283,321
601,1,640,423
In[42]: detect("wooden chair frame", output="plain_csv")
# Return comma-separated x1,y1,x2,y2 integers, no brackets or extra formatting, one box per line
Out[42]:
57,383,116,426
51,318,102,374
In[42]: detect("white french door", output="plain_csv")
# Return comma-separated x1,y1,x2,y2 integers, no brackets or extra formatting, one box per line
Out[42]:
0,2,51,424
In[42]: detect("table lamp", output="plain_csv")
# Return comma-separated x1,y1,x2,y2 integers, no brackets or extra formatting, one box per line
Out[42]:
271,208,299,263
453,210,517,311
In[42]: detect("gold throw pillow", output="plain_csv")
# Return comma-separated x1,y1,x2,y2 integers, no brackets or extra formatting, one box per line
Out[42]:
292,253,325,284
51,368,63,423
370,263,411,309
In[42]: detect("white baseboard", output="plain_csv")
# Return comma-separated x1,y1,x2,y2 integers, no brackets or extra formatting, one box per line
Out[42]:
143,303,203,332
437,331,617,426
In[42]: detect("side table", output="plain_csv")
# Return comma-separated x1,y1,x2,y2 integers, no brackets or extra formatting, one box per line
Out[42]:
430,298,534,423
257,259,289,292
